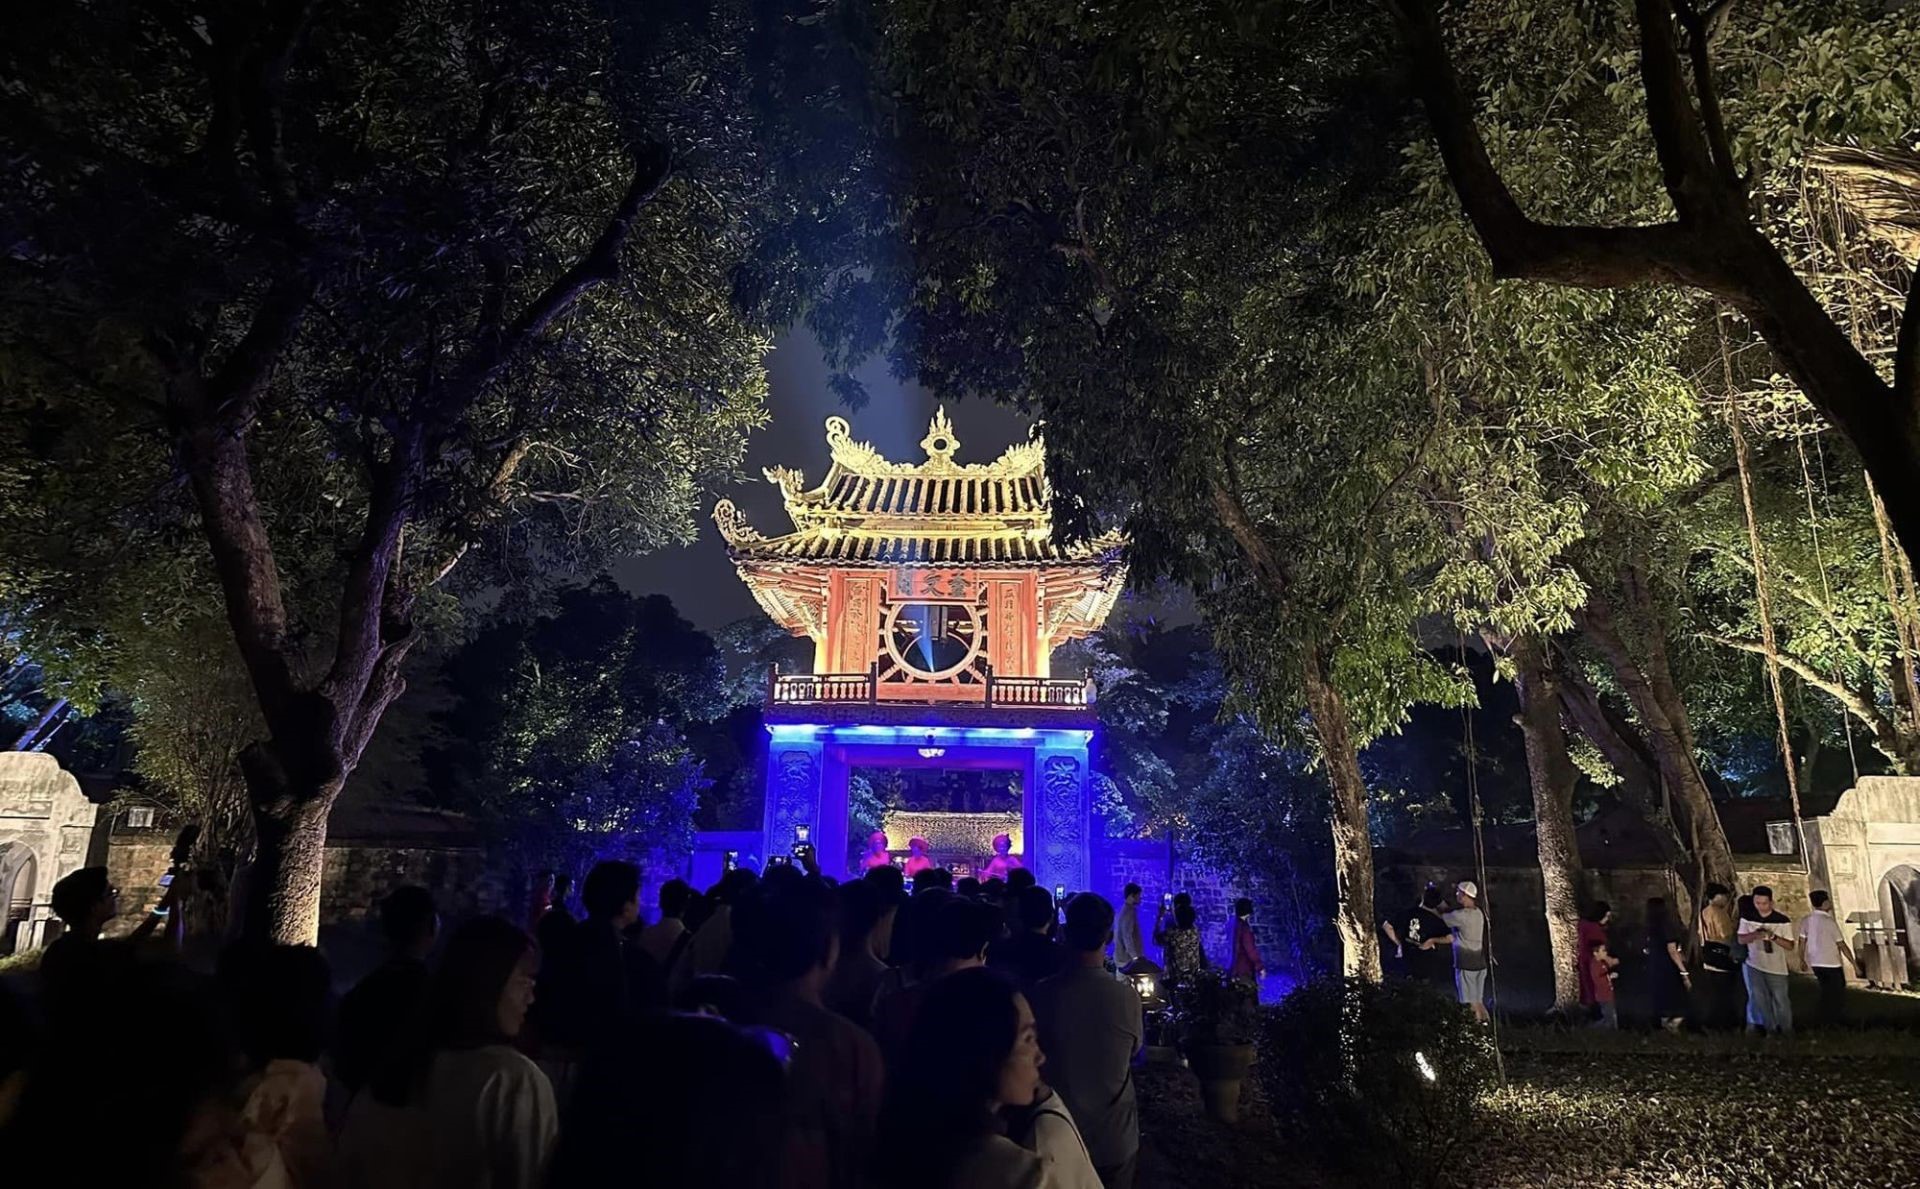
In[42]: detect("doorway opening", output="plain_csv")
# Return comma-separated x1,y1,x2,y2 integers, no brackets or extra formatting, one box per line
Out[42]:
847,764,1023,878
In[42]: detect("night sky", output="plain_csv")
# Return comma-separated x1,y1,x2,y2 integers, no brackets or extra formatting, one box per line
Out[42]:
610,329,1035,631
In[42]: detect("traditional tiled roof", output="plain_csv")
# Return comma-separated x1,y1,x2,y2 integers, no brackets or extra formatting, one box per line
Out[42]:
714,410,1124,569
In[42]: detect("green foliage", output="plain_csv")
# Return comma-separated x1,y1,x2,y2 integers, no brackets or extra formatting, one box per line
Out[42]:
121,613,261,860
1258,978,1498,1188
426,579,724,871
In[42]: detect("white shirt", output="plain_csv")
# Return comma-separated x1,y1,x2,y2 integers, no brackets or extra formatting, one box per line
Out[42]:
1797,909,1844,968
1739,915,1793,976
1029,1095,1104,1189
636,916,687,964
336,1044,558,1189
1114,904,1144,969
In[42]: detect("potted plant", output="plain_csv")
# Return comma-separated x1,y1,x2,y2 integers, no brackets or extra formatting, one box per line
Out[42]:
1169,969,1260,1123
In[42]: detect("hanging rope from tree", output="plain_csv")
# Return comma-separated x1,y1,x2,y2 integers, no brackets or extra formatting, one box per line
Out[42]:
1718,312,1811,870
1793,422,1861,784
1455,635,1504,1084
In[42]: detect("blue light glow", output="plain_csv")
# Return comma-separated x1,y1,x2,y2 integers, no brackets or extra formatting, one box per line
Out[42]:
765,722,1093,746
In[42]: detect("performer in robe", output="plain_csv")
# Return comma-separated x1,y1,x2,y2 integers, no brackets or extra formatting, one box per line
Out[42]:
859,829,893,873
981,833,1022,881
903,836,934,879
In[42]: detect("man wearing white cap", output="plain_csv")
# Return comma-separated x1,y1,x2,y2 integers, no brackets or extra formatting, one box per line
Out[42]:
1443,881,1491,1022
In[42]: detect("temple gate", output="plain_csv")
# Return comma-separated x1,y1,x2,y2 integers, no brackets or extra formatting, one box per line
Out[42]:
715,410,1125,888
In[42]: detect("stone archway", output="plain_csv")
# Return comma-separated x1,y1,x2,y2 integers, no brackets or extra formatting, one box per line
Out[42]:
1880,863,1920,980
0,842,36,955
0,752,98,949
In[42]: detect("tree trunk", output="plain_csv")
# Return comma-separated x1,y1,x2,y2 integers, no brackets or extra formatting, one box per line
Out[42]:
1301,647,1382,982
1575,581,1738,893
237,737,347,944
1509,635,1585,1016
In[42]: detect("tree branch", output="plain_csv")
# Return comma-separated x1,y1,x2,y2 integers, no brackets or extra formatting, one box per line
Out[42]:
177,415,298,721
319,429,421,716
1897,260,1920,411
1384,0,1734,293
1209,451,1290,599
496,147,670,353
1673,1,1745,197
205,273,314,424
1635,0,1731,221
1700,631,1897,742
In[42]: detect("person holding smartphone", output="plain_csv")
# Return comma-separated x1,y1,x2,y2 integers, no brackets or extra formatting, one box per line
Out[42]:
40,866,179,984
1736,885,1796,1035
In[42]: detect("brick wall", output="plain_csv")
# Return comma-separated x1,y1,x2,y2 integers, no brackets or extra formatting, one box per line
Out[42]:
103,837,175,937
103,835,514,939
1089,834,1298,997
1377,858,1812,1016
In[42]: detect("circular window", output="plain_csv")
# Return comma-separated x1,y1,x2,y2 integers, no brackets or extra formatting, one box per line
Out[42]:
885,602,981,679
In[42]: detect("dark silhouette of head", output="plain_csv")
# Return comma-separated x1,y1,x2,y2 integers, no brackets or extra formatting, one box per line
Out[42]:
917,866,954,893
551,1012,785,1189
49,866,113,934
1016,885,1055,935
1007,868,1037,892
1062,893,1114,953
583,861,643,926
659,878,694,919
928,897,1000,968
6,944,245,1186
878,967,1033,1175
864,863,906,901
838,877,890,952
381,884,439,955
733,877,838,991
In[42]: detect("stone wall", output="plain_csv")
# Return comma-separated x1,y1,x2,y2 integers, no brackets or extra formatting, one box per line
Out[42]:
102,835,514,941
103,837,176,937
1089,835,1295,998
1376,858,1814,1015
0,752,99,950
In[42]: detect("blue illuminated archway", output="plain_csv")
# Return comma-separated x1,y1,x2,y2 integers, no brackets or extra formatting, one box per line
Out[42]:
762,718,1094,890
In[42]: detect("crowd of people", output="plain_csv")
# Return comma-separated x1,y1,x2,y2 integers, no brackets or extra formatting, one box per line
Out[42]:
1380,874,1861,1035
1,856,1233,1189
1575,883,1859,1035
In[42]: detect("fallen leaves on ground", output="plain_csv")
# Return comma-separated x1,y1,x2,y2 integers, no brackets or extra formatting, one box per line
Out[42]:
1138,1040,1920,1188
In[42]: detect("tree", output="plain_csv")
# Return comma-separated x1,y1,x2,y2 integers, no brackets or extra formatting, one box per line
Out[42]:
1390,0,1920,562
836,0,1453,981
1,0,795,940
426,581,725,875
1063,614,1340,979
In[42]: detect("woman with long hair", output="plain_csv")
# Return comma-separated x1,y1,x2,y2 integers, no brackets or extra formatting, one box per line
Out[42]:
1644,898,1691,1032
878,967,1081,1188
337,916,557,1189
